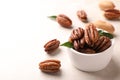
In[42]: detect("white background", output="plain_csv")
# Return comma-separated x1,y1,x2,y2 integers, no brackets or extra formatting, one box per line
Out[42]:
0,0,120,80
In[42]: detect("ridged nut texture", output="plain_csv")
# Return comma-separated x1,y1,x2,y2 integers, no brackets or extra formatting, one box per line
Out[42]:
77,10,87,22
93,36,111,52
104,9,120,19
39,59,61,73
73,37,85,50
56,14,72,28
84,23,99,47
69,27,84,42
44,39,60,53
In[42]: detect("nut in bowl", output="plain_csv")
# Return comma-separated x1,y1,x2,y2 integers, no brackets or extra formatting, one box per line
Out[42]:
61,23,114,72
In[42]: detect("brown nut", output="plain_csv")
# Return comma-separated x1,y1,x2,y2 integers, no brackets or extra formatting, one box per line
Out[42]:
79,48,96,54
69,27,84,42
93,20,115,33
56,14,72,28
73,37,85,50
84,23,99,47
77,10,88,22
99,0,115,11
44,39,60,53
39,59,61,73
94,36,111,52
104,9,120,19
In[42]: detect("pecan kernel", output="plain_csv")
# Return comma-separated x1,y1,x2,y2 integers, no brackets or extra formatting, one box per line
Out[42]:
56,14,72,28
104,9,120,19
69,27,84,42
84,23,99,47
39,59,61,73
77,10,87,22
44,39,60,52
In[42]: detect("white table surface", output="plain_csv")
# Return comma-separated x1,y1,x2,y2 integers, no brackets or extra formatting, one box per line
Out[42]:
0,0,120,80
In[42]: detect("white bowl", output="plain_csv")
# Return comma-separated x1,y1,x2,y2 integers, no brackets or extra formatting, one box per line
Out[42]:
67,41,114,72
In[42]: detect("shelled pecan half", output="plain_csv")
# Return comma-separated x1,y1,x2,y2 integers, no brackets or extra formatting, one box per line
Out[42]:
104,9,120,19
77,10,88,22
69,27,84,42
94,36,111,52
73,37,85,50
84,23,99,47
44,39,60,53
56,14,72,28
39,59,61,73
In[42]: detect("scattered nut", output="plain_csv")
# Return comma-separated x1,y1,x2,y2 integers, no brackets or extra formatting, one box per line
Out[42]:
99,0,115,11
93,36,111,52
44,39,60,53
77,10,88,22
84,23,99,47
104,9,120,19
69,27,84,42
93,20,115,33
56,14,72,28
39,59,61,73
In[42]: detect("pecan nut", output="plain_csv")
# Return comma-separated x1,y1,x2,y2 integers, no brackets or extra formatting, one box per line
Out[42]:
104,9,120,19
77,10,88,22
39,59,61,73
56,14,72,28
93,36,111,52
69,27,84,42
73,37,85,50
80,48,96,54
44,39,60,52
84,23,99,47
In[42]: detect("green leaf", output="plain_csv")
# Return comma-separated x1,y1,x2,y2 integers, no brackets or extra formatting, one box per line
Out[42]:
102,33,113,39
60,41,73,48
98,30,113,39
48,15,57,20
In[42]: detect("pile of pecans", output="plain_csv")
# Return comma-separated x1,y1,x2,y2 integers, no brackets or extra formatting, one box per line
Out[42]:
69,23,111,53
